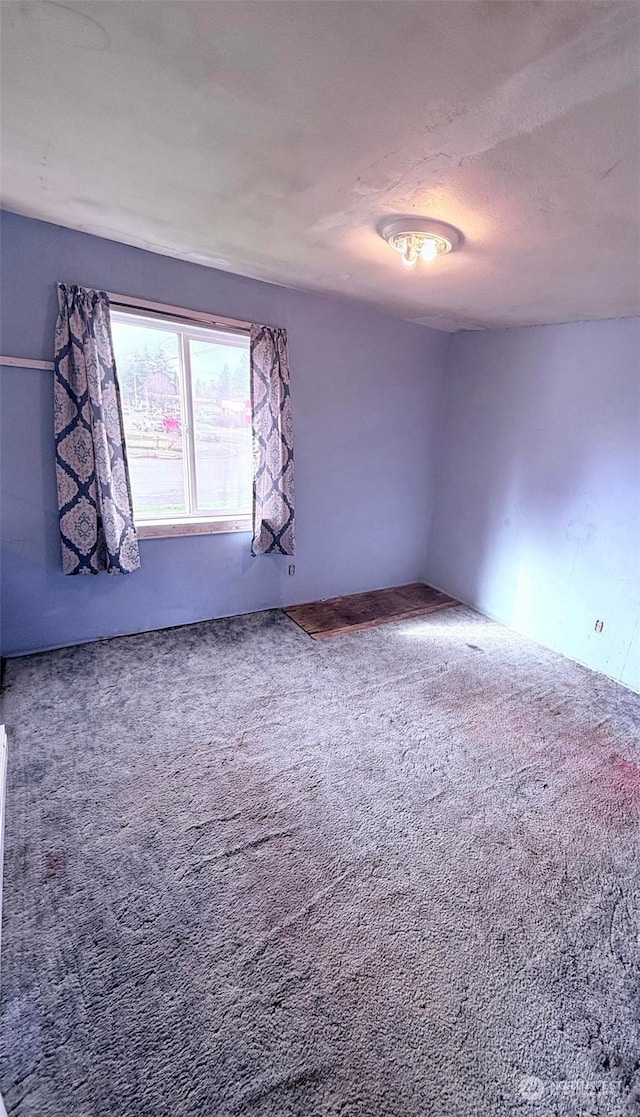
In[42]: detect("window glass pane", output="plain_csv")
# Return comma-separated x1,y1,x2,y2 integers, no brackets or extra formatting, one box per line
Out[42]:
112,319,186,519
189,335,252,516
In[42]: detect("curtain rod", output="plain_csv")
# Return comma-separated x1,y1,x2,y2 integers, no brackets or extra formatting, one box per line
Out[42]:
1,294,276,371
107,292,256,333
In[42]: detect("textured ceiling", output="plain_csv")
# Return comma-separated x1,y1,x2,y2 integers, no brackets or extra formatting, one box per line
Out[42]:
1,1,639,330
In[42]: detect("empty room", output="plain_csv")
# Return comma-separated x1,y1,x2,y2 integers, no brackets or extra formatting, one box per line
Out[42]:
0,2,639,1115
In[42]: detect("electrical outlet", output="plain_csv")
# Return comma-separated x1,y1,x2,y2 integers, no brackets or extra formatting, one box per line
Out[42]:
288,564,295,576
595,619,604,633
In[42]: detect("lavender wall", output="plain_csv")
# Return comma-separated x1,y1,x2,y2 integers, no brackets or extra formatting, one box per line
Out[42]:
4,212,636,689
426,318,640,692
0,212,447,656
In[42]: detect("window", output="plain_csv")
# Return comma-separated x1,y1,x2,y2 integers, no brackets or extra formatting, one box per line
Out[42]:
111,308,252,537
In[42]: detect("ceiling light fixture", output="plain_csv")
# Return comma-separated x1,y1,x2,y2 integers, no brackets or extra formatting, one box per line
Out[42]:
379,217,463,270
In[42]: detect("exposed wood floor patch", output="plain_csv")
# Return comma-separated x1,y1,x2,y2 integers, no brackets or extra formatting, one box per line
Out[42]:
284,582,460,639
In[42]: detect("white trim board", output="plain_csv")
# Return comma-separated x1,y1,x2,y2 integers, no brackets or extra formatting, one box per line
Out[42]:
1,356,54,370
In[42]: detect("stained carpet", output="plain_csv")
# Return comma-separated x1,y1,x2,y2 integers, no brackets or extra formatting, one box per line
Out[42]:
1,606,639,1117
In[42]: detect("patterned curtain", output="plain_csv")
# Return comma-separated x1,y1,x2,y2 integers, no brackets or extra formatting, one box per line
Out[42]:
54,284,141,575
250,325,295,556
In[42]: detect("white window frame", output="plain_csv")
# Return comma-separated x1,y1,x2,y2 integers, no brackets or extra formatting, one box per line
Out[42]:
110,300,253,539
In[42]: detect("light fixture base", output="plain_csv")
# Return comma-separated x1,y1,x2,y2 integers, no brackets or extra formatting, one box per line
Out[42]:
379,216,463,265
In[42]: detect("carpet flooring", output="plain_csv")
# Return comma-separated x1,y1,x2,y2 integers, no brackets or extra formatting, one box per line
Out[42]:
1,606,639,1117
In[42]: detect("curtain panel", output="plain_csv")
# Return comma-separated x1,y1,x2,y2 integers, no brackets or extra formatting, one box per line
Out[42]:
54,284,141,575
250,325,295,556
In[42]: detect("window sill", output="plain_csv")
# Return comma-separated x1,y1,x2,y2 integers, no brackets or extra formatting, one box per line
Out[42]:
137,517,251,539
